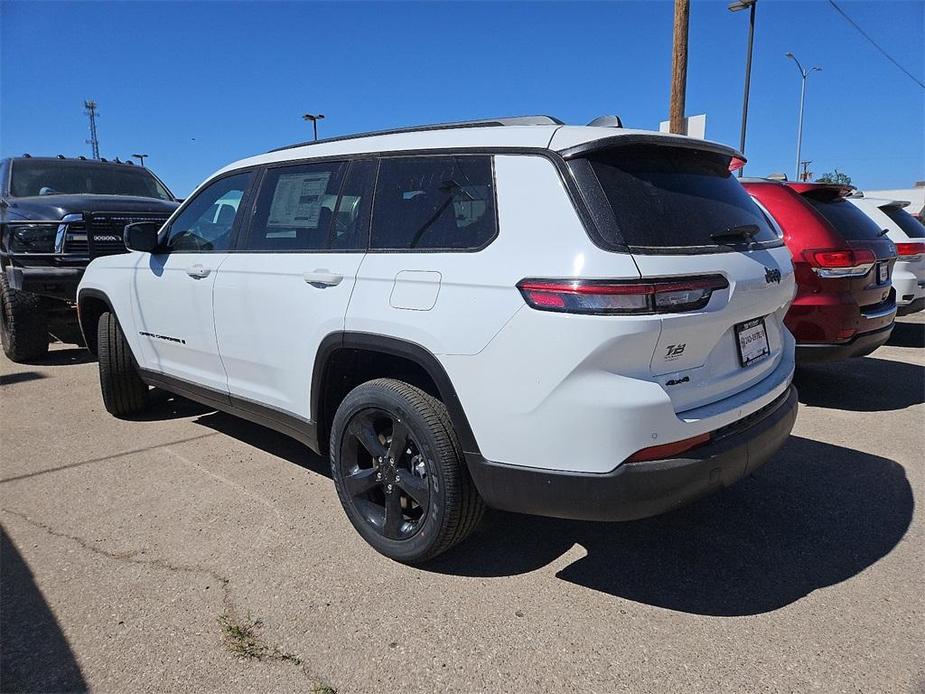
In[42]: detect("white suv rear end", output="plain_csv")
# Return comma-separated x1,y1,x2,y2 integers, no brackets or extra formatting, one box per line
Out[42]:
78,117,798,562
850,196,925,314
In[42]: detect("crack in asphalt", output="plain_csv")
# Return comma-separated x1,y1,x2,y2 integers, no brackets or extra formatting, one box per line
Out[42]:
0,507,320,684
0,433,221,485
0,506,233,608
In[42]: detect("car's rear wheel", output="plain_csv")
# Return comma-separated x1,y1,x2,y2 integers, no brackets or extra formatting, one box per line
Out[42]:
97,311,148,417
0,274,49,363
330,378,484,563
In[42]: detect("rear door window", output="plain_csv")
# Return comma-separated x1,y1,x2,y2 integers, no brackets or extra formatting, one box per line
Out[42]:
803,194,886,241
882,206,925,239
573,145,779,251
245,161,347,251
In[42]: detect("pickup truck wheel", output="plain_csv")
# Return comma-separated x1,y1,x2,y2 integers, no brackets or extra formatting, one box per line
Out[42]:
97,311,148,417
0,274,49,363
330,378,485,564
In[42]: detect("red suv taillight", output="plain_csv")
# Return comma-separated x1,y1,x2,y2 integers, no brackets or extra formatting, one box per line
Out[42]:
517,276,729,315
802,248,876,278
895,242,925,259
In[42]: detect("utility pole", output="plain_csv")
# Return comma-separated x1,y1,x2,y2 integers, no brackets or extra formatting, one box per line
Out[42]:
84,99,100,160
302,113,325,141
132,153,148,167
729,0,757,177
785,53,822,181
800,160,812,182
668,0,690,134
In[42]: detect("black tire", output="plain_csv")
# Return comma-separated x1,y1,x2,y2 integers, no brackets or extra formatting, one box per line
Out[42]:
0,273,49,362
330,378,485,564
97,311,148,417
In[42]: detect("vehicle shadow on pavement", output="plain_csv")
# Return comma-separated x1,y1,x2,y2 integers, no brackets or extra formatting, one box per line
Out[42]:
0,371,47,386
795,357,924,411
0,527,87,693
886,319,925,349
18,347,97,367
128,389,217,422
192,410,333,479
426,436,913,616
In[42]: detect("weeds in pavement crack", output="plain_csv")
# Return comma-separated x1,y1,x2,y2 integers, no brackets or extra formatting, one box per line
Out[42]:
217,610,302,665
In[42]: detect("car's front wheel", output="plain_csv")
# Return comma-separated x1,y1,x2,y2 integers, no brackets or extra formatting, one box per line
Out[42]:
0,274,49,363
330,378,485,563
97,311,148,417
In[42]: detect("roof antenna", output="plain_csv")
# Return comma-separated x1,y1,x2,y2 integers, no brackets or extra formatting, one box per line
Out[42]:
587,115,623,128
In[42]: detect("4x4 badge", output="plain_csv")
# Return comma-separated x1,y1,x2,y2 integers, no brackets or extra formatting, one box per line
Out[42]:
765,267,782,284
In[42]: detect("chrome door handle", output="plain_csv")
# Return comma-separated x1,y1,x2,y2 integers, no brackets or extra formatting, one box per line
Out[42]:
303,270,343,288
186,264,211,279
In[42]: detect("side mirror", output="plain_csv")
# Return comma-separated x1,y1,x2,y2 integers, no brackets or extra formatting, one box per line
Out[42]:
123,221,163,253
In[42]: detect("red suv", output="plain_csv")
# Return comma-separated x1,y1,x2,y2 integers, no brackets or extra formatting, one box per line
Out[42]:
742,180,897,362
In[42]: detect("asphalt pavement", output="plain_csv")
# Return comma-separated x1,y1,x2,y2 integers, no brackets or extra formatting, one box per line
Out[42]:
1,314,922,693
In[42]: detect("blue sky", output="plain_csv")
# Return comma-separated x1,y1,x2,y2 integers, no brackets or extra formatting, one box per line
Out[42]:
2,1,922,196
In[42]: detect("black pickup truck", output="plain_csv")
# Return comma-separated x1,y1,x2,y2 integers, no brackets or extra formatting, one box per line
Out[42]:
0,155,179,362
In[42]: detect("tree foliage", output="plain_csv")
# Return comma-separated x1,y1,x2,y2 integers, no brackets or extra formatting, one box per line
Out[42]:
816,170,852,186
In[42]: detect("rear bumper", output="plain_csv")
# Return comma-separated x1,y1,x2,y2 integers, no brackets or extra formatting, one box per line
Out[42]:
466,385,798,522
4,264,83,301
795,323,893,362
897,297,925,316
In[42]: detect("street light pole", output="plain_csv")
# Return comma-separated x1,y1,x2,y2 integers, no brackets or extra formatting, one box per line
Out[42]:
785,52,822,181
132,153,148,167
729,0,757,177
302,113,326,141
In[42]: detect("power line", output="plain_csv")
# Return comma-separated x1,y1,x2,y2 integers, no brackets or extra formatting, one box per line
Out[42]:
827,0,925,90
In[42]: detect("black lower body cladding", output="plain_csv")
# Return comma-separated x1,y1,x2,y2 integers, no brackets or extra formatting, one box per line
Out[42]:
465,386,798,522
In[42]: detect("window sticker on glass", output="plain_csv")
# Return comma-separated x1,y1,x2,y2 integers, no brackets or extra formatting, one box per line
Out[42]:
268,172,332,228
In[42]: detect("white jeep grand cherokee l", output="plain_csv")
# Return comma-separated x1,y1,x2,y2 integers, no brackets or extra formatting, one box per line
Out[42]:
77,116,798,563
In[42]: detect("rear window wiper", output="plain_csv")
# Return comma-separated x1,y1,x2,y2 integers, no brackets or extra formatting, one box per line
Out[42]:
710,224,759,245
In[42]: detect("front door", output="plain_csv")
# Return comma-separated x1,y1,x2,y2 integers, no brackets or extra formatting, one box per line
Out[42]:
132,170,254,392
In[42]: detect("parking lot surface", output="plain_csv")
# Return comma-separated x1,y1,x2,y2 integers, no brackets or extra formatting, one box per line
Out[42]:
1,315,923,693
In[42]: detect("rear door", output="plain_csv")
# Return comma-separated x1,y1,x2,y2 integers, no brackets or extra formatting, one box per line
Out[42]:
132,170,254,392
212,159,374,420
569,144,795,412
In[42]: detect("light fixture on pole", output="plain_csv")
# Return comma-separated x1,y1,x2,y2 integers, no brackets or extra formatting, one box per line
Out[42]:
785,52,822,181
302,113,326,142
132,153,148,167
729,0,757,177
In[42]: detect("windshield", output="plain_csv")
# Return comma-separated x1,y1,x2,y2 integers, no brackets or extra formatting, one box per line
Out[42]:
882,206,925,239
577,145,779,250
10,160,174,200
803,194,886,241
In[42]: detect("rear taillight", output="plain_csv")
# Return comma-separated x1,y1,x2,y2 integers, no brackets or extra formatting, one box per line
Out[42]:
802,248,876,278
895,242,925,259
626,432,712,462
517,276,729,315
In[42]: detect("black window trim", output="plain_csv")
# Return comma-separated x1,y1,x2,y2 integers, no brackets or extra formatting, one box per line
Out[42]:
160,146,603,256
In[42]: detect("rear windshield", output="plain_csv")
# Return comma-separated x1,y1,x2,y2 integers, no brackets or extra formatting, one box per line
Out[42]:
803,194,885,241
882,206,925,239
578,145,779,251
10,160,174,200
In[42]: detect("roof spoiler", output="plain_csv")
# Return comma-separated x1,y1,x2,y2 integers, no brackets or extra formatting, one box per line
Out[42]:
557,133,744,162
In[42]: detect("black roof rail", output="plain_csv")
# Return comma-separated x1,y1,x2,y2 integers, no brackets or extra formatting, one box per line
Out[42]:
268,115,564,153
